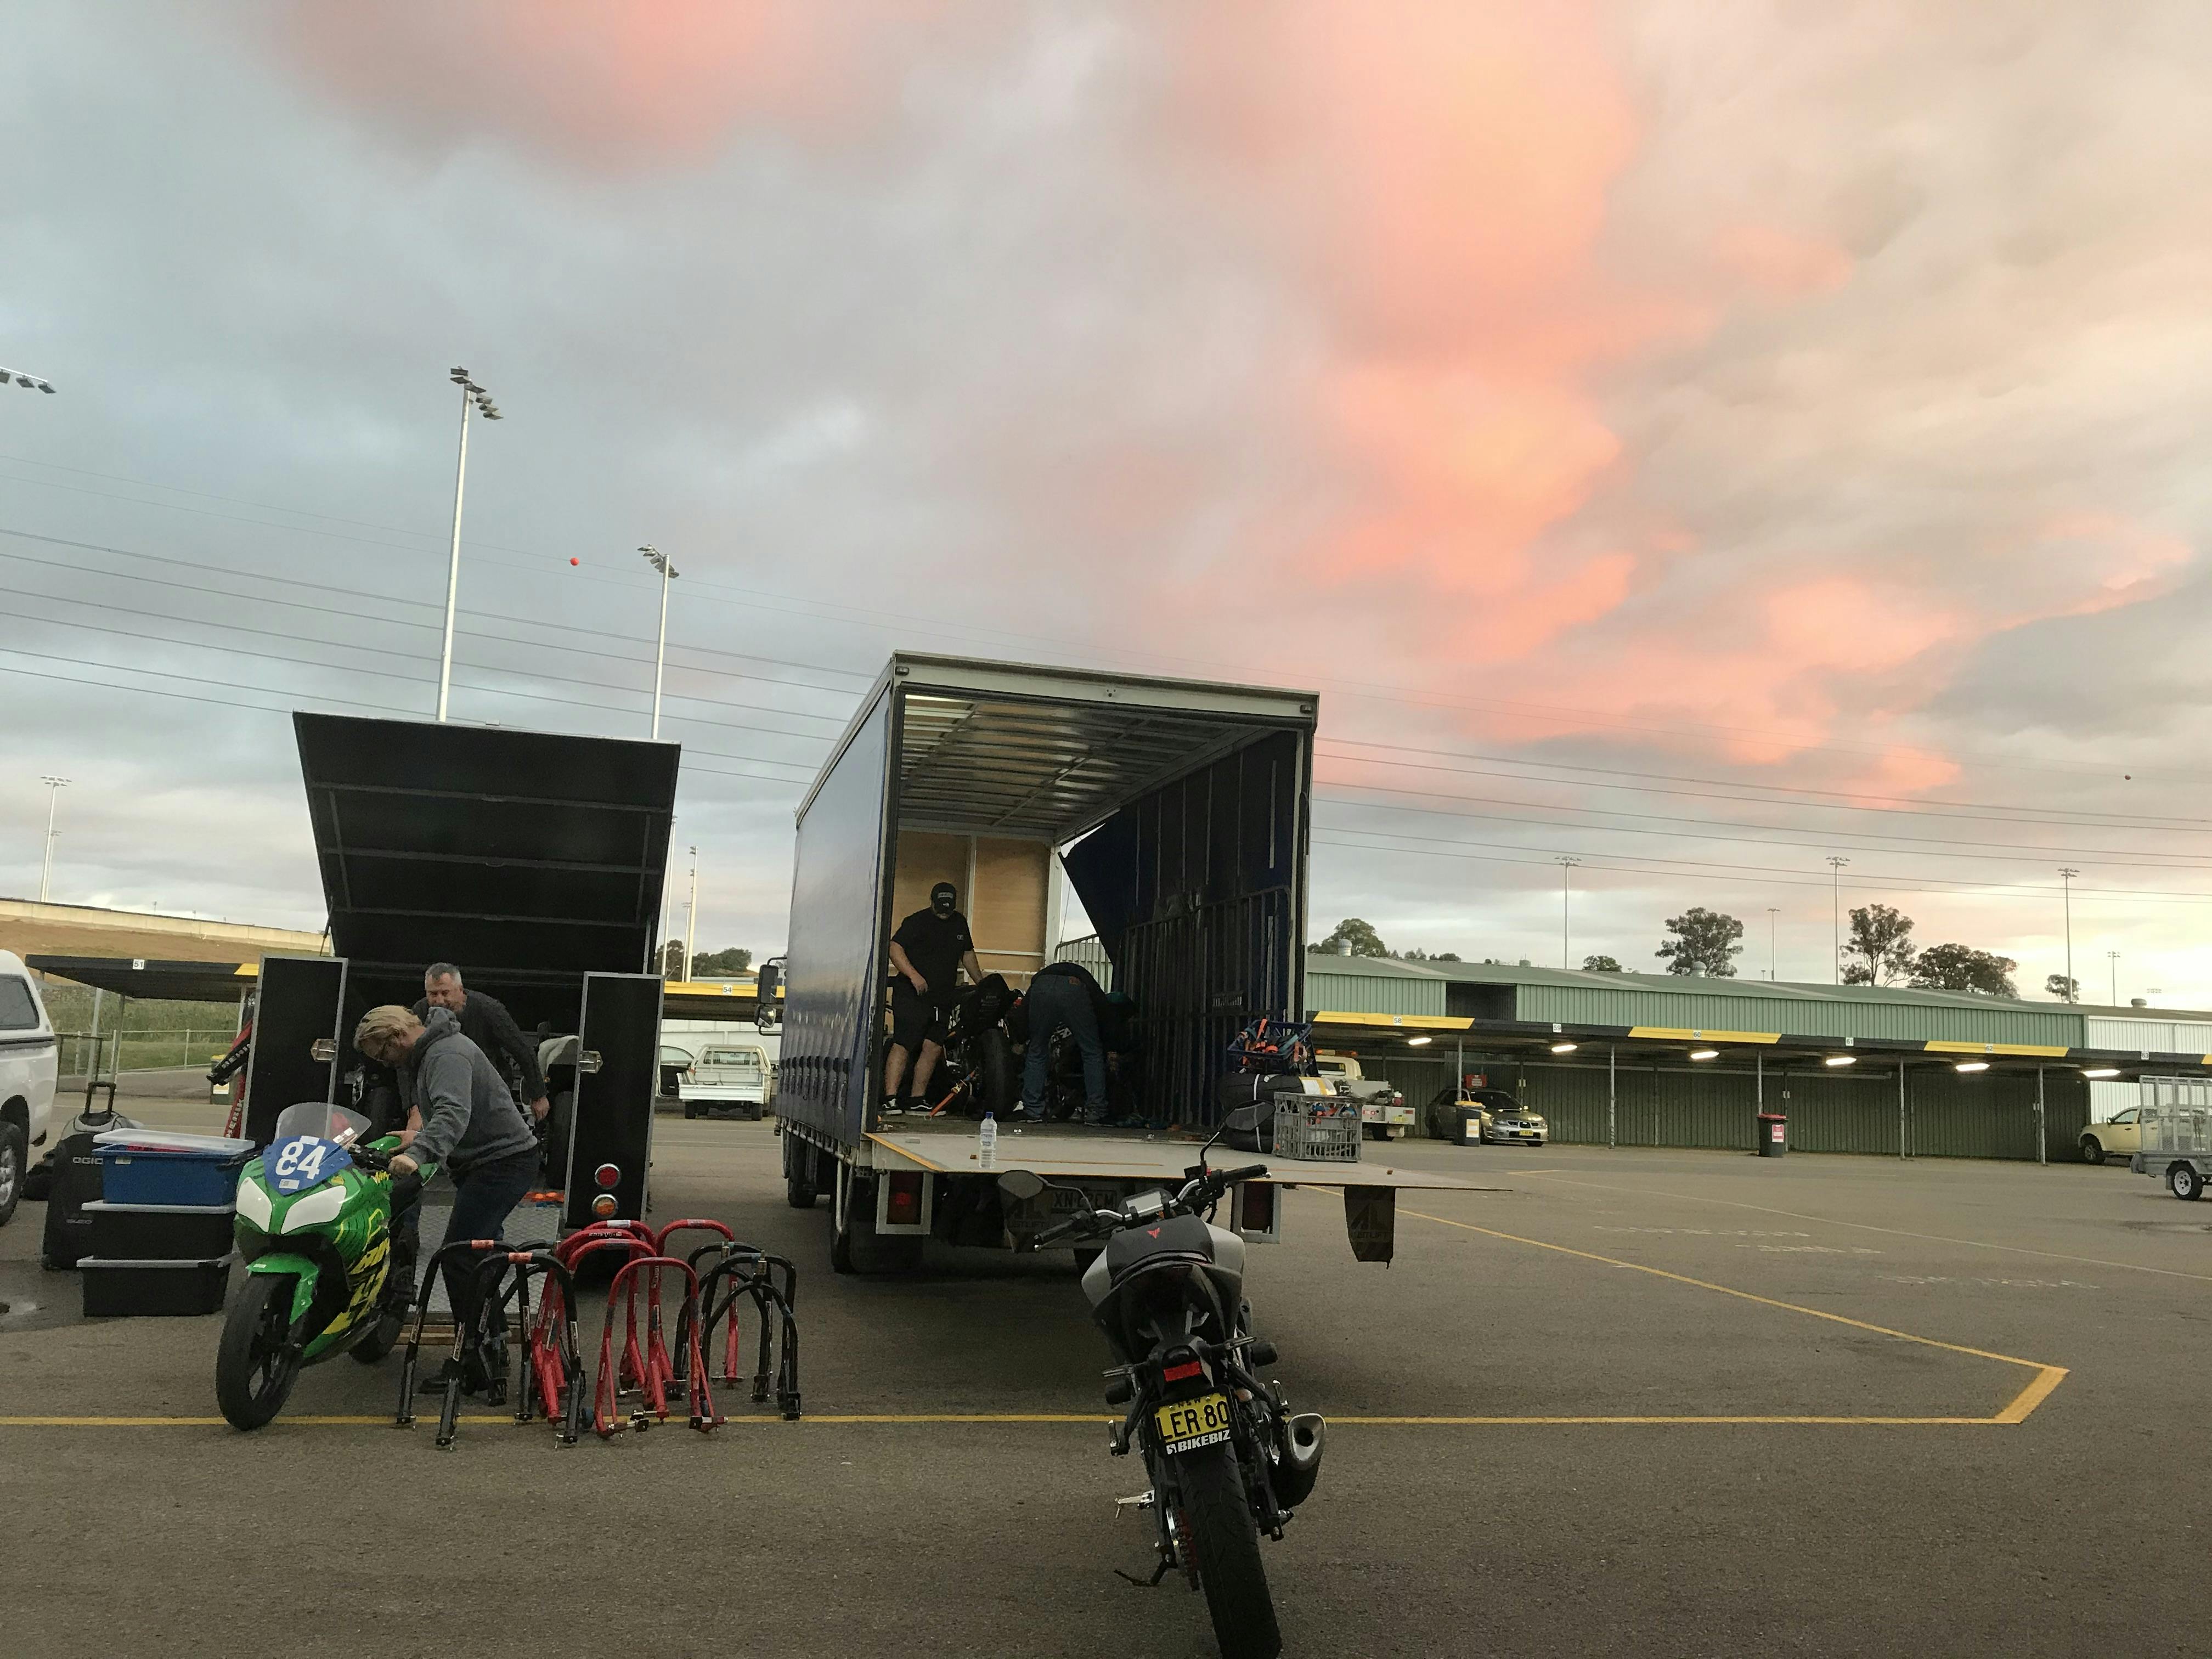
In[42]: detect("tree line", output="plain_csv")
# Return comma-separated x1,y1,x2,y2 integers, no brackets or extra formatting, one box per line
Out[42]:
1316,903,2043,998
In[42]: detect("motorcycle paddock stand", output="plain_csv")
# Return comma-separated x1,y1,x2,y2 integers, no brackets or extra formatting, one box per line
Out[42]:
686,1244,803,1420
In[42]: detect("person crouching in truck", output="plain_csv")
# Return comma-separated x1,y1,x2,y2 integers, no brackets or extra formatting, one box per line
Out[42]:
353,1004,541,1389
882,881,983,1117
1022,959,1114,1125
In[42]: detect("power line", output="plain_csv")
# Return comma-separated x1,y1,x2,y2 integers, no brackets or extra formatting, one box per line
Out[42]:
1315,784,2212,872
1312,829,2212,906
1318,737,2209,832
4,454,2185,787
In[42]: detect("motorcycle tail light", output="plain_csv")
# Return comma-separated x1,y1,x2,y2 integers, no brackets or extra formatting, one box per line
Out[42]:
1163,1360,1204,1383
594,1163,620,1189
592,1193,618,1218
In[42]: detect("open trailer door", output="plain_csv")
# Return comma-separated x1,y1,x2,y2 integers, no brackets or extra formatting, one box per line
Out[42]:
291,712,679,1198
563,971,663,1227
241,952,348,1146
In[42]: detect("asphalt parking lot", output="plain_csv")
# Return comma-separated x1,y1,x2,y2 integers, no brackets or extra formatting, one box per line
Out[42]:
4,1087,2207,1658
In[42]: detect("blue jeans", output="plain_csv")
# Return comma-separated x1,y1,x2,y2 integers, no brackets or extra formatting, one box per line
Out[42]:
1023,973,1105,1117
439,1147,540,1346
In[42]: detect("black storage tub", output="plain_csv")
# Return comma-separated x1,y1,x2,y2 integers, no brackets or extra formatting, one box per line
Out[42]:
80,1256,233,1318
84,1201,237,1262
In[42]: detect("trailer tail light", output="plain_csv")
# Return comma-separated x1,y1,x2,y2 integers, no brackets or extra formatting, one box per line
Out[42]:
1162,1359,1204,1384
885,1171,924,1227
1241,1181,1274,1232
594,1164,620,1189
591,1193,618,1217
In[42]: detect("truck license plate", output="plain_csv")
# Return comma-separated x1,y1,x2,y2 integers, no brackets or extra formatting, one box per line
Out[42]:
1155,1393,1232,1455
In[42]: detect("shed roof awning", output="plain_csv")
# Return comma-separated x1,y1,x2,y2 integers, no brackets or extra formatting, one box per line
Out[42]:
27,955,259,1003
1307,1011,2212,1079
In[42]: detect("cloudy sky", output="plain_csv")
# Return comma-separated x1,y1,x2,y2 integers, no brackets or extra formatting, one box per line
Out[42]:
3,2,2208,1005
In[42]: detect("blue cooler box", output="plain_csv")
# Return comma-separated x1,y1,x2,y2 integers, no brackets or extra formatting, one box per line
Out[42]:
95,1143,254,1207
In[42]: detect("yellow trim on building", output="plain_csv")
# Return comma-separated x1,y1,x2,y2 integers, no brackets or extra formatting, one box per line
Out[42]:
1923,1041,2070,1058
1310,1011,1473,1031
1627,1026,1781,1045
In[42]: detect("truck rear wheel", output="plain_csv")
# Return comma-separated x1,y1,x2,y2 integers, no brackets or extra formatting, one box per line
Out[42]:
784,1136,818,1209
2170,1163,2203,1201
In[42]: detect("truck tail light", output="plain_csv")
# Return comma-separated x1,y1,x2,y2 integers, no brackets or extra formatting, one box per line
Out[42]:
885,1171,924,1227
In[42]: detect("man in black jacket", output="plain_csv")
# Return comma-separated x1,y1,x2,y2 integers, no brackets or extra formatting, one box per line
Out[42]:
412,963,550,1121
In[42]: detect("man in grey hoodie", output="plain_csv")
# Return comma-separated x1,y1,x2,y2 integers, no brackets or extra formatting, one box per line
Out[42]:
354,1005,541,1375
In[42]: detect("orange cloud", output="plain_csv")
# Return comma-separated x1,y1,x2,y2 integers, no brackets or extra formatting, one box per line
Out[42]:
272,0,940,163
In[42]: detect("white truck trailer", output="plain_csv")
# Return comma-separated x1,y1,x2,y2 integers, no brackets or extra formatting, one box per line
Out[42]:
770,653,1478,1274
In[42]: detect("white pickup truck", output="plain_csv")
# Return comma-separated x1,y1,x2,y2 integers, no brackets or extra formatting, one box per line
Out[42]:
679,1042,775,1120
1313,1052,1413,1141
0,951,59,1228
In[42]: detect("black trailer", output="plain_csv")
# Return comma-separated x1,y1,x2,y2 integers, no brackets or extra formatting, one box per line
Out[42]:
774,653,1479,1274
241,714,678,1228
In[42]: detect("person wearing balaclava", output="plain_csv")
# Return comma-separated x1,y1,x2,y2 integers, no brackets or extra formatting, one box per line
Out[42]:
884,880,983,1115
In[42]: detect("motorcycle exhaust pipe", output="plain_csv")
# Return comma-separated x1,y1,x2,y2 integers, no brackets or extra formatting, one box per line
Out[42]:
1272,1411,1325,1509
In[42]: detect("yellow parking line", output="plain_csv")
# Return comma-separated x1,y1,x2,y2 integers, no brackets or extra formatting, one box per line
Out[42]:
1398,1206,2067,1425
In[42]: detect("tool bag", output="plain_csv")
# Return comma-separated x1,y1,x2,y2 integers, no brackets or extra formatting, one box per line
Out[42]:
41,1130,109,1271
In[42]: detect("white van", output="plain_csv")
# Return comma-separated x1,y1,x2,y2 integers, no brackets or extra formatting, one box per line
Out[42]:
0,951,59,1227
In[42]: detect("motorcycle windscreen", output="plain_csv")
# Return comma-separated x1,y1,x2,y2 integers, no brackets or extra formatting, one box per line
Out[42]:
242,954,349,1147
563,971,661,1228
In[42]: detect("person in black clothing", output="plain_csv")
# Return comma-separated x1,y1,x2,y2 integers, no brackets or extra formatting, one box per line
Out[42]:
1023,960,1111,1123
412,963,550,1121
883,882,982,1116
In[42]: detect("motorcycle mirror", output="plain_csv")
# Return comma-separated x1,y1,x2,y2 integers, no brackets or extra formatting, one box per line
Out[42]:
997,1170,1047,1203
1223,1105,1260,1132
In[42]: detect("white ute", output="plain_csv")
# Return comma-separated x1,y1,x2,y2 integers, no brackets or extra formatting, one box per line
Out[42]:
681,1042,775,1120
0,951,59,1227
1313,1052,1413,1142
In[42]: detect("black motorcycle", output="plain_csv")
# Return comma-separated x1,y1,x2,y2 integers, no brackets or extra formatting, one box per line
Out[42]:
997,1111,1324,1659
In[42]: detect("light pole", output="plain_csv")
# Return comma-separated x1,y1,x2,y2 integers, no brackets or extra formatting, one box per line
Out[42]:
37,775,70,901
1826,857,1849,983
2058,868,2079,1002
437,367,502,721
639,545,680,739
2107,950,2120,1007
684,846,699,981
1,367,57,394
1555,855,1580,968
1767,907,1779,981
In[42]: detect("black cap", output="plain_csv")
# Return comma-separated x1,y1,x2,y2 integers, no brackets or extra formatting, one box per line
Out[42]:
930,882,957,905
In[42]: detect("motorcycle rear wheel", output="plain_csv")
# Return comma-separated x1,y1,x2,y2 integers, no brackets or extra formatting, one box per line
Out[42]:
1178,1441,1281,1659
216,1274,302,1430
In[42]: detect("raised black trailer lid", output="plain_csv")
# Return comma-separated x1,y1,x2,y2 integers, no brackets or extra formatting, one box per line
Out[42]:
293,713,678,1023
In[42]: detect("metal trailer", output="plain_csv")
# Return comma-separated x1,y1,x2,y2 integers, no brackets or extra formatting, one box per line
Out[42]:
2130,1076,2212,1200
245,714,679,1229
772,653,1482,1275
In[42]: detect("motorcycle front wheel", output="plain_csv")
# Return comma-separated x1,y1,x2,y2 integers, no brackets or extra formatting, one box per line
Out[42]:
1178,1441,1282,1659
216,1274,302,1430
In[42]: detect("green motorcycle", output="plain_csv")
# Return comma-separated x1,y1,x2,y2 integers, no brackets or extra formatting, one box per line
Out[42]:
216,1101,434,1431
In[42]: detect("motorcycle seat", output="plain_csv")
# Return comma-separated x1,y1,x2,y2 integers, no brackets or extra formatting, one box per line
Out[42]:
1105,1213,1215,1279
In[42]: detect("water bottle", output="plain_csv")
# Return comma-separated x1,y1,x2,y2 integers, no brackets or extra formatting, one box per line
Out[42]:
978,1110,997,1172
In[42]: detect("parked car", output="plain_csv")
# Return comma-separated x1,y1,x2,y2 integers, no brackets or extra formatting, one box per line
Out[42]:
1313,1052,1413,1141
1429,1086,1548,1147
680,1042,775,1120
0,951,59,1227
2081,1109,2141,1166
